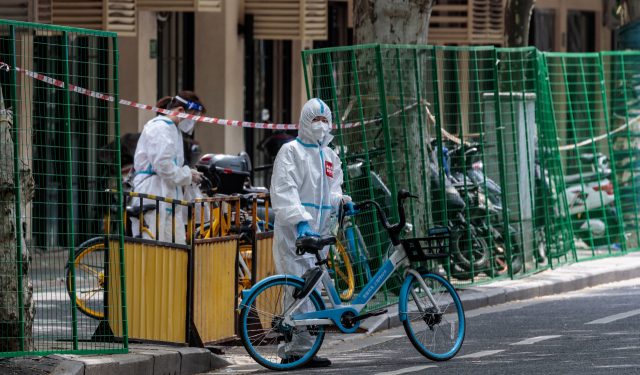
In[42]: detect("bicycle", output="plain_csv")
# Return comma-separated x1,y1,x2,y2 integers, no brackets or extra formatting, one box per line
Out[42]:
237,189,465,370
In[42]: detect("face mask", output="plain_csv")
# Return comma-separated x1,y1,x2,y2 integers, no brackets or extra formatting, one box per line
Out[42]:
309,121,325,142
179,118,195,135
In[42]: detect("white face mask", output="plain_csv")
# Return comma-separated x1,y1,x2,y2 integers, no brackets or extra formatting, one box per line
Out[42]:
309,121,325,142
179,118,196,135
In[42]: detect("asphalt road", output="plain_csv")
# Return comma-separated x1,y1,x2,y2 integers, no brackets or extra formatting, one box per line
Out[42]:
221,277,640,374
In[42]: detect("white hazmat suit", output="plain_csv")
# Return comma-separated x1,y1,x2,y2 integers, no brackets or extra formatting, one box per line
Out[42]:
271,98,350,357
130,115,192,244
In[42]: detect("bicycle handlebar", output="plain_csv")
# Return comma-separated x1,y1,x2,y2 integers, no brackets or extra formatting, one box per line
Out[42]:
353,189,418,247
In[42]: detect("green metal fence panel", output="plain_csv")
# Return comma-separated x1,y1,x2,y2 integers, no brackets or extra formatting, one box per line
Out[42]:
542,52,627,262
301,44,639,310
600,51,640,253
494,47,551,278
0,19,127,356
533,50,578,267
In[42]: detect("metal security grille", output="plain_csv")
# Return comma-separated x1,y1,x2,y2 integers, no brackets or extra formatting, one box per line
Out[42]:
0,19,126,356
301,45,639,312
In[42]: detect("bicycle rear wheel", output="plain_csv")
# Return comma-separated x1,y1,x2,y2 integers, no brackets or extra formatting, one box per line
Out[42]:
65,237,107,320
401,271,465,361
239,277,326,370
328,242,355,301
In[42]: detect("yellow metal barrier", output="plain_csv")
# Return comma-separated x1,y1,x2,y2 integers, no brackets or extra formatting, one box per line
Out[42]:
110,240,189,343
190,195,241,345
193,239,238,344
108,191,193,344
254,234,276,282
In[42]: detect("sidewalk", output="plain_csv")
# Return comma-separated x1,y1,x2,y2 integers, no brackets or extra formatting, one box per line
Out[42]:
3,252,639,375
0,343,232,375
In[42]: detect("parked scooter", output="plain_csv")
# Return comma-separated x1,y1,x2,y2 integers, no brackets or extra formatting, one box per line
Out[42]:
428,141,491,280
445,142,523,276
563,153,622,248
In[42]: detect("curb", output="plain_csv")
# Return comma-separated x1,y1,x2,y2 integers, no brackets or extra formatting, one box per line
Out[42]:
360,252,640,335
1,347,233,375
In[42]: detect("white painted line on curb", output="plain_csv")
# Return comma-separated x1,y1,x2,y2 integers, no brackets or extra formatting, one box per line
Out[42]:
586,308,640,324
510,335,562,345
373,365,437,375
456,350,505,359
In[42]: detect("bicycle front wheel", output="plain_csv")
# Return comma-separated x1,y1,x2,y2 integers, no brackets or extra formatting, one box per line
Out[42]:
401,271,465,361
239,277,326,371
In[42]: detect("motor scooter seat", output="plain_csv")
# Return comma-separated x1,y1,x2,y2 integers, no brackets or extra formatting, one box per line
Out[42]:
579,153,596,164
126,204,157,217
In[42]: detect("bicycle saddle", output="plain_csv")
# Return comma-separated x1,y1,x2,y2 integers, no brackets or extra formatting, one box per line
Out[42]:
295,235,337,253
242,186,269,194
126,204,157,217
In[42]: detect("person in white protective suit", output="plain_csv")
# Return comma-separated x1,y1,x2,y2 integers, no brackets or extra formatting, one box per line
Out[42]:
130,91,206,244
271,98,359,367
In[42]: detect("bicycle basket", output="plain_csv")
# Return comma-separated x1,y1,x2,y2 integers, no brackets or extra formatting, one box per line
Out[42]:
401,227,451,262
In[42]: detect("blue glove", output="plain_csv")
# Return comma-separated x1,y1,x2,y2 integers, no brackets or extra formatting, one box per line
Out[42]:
344,201,360,216
297,221,319,239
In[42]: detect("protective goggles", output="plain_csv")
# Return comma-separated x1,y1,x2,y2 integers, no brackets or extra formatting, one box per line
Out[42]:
174,95,203,112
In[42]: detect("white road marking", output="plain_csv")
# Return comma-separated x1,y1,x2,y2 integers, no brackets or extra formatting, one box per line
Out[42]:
510,335,562,345
585,308,640,324
456,350,505,359
373,365,437,375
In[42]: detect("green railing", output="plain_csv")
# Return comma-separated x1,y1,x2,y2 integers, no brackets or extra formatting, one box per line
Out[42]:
302,45,640,312
0,19,126,356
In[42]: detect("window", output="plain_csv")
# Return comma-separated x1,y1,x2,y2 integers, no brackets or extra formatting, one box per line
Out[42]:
157,12,195,100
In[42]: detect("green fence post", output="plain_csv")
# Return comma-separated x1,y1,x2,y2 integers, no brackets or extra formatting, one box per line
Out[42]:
451,49,476,283
61,31,79,350
615,53,640,249
543,54,577,265
533,52,555,266
351,50,384,271
326,53,352,196
597,53,627,254
112,36,129,349
8,25,25,353
469,48,495,280
503,49,528,278
492,49,514,277
431,47,451,282
375,45,397,305
394,48,416,236
374,45,399,220
412,48,432,230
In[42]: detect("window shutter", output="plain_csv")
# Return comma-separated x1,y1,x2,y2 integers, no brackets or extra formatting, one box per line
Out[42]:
0,0,48,23
137,0,221,12
51,0,136,36
427,0,505,46
245,0,327,40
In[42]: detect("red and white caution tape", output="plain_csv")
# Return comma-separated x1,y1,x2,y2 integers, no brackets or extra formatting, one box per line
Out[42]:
0,62,422,130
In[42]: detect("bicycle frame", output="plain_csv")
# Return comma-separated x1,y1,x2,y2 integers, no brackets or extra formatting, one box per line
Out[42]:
281,242,440,333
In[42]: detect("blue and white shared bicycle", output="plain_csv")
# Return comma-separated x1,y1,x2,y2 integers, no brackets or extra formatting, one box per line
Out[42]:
238,190,466,370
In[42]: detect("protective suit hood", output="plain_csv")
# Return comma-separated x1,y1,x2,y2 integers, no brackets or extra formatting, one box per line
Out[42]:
298,98,333,145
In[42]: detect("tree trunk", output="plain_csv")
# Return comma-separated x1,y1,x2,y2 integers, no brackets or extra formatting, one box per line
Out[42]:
353,0,436,236
354,0,435,45
621,0,640,25
504,0,537,47
0,91,36,352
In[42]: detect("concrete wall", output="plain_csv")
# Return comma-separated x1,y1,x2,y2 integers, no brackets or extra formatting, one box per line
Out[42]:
118,11,158,135
291,39,313,120
194,0,245,155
